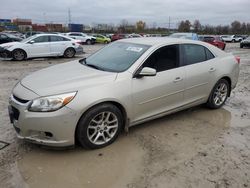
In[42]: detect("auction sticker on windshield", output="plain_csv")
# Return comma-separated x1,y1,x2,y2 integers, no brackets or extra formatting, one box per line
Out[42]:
126,46,143,52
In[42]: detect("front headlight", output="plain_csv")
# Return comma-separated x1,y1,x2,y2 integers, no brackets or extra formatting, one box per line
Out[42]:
28,92,77,112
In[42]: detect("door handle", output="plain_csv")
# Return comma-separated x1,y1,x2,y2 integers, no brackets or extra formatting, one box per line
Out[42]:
173,77,183,83
209,68,216,72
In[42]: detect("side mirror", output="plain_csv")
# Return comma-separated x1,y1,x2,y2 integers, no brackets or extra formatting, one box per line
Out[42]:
135,67,156,78
29,40,35,44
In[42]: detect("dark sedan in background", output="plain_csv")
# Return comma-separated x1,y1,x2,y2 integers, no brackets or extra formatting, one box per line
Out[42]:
0,33,22,44
240,36,250,48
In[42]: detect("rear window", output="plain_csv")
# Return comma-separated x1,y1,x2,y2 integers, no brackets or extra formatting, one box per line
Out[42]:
182,44,206,65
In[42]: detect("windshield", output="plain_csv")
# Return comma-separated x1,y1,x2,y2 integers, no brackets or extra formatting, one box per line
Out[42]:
85,42,150,72
21,35,37,43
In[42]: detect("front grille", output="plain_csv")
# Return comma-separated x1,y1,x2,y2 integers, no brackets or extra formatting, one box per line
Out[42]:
11,106,20,120
13,95,29,104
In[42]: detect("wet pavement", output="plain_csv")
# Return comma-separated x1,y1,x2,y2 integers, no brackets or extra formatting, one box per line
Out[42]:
0,43,250,188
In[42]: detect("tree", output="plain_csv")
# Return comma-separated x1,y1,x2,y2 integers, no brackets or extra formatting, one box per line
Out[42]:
178,20,191,32
241,22,247,34
193,20,202,33
119,19,129,33
231,20,241,33
136,20,146,32
203,24,215,34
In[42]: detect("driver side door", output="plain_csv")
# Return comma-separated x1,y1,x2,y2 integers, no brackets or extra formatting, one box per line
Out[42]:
131,44,185,123
26,35,51,57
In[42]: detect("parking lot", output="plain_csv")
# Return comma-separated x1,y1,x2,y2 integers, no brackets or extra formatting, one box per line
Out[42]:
0,43,250,188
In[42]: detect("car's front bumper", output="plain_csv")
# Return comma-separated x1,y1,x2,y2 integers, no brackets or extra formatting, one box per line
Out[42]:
8,93,79,147
0,47,12,58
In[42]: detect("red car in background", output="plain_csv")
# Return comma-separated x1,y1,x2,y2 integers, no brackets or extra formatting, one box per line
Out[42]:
111,34,127,42
200,35,226,50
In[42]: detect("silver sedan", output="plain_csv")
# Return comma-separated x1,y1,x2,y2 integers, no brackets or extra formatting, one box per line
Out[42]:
9,38,240,149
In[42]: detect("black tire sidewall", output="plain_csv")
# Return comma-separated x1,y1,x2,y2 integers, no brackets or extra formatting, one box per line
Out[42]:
207,79,229,109
76,104,123,149
64,48,75,58
13,49,25,61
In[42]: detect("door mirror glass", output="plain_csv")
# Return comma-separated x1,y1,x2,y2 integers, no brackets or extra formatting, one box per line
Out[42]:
137,67,156,77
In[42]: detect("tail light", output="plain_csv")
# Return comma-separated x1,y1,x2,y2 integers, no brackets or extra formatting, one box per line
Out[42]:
235,56,240,64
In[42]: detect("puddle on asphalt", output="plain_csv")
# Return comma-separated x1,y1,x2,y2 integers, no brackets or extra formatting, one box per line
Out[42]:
17,135,145,188
17,106,248,188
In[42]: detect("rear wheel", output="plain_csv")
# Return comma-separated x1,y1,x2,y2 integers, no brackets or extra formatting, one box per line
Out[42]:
76,103,123,149
86,40,91,45
64,48,75,58
207,79,229,109
12,49,26,61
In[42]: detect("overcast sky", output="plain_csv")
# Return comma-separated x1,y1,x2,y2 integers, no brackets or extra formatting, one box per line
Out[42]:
0,0,249,27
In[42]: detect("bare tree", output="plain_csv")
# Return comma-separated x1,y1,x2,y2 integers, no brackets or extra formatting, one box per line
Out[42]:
178,20,191,32
193,20,202,33
231,20,241,34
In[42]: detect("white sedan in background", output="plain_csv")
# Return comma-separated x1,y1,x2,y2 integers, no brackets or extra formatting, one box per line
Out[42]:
0,34,83,60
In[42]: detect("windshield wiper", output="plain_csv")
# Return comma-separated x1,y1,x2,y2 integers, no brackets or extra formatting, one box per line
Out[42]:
79,58,104,71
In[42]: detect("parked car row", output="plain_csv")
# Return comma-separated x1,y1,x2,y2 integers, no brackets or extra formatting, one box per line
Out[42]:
0,33,23,44
0,34,83,60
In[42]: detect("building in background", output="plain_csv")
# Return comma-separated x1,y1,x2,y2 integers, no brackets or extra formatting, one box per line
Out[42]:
46,23,63,32
68,24,83,32
13,18,32,32
0,19,18,31
32,24,48,32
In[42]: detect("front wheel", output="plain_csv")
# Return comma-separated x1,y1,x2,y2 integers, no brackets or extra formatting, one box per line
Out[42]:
206,79,229,109
12,49,26,61
76,103,123,149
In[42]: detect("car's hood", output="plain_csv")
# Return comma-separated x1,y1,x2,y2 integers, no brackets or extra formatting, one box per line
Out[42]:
20,60,118,96
0,42,20,47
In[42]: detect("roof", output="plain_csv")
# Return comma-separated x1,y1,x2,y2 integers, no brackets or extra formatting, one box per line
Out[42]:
118,37,204,46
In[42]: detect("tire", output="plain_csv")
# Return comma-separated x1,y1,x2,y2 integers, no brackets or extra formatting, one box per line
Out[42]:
206,79,230,109
12,49,26,61
222,45,225,50
240,44,243,48
76,103,123,149
86,40,91,45
64,48,75,58
232,39,235,43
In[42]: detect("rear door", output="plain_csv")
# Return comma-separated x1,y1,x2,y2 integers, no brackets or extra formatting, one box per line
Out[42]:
181,44,216,105
26,35,50,57
49,35,70,55
132,44,185,122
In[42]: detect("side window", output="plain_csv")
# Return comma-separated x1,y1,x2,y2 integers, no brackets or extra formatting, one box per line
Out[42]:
182,44,206,65
0,34,7,39
50,36,63,42
33,36,49,43
143,45,179,72
204,37,214,42
62,37,71,41
205,48,215,60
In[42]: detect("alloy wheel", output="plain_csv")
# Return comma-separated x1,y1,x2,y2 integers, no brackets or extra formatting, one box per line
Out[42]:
87,111,118,145
213,82,228,106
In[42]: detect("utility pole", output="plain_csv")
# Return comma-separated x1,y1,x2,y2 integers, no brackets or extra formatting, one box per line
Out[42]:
68,8,71,24
168,16,171,32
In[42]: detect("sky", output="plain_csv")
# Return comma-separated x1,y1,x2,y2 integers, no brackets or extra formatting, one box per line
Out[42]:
0,0,250,28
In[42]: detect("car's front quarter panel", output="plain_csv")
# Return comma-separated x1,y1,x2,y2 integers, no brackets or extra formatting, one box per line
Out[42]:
66,71,133,126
